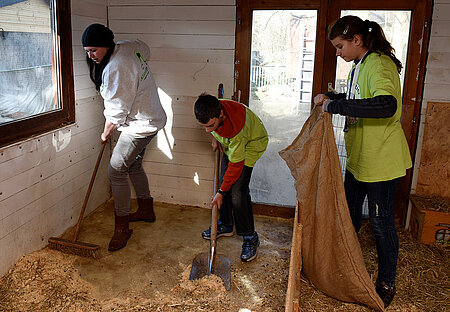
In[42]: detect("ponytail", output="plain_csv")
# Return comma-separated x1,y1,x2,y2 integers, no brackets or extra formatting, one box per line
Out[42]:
328,16,402,73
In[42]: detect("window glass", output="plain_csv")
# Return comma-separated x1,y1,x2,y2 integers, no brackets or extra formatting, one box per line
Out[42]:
249,10,317,206
0,0,73,147
0,0,60,126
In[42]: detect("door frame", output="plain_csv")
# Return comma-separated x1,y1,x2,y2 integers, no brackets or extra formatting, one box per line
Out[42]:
234,0,433,224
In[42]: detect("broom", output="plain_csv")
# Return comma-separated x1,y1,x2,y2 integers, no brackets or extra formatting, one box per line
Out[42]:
48,141,107,258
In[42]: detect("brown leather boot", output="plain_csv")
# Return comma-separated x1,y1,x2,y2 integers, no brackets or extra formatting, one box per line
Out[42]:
108,214,133,251
129,198,155,222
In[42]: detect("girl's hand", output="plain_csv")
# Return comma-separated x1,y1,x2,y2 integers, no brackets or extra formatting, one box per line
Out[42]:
314,94,330,106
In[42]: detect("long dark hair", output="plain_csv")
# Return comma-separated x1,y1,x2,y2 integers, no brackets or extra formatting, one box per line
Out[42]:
328,15,402,73
86,45,115,91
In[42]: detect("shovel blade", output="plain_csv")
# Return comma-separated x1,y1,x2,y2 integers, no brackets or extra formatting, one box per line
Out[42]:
189,252,231,291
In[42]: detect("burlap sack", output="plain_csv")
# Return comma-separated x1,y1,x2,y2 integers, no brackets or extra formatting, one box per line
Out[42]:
279,107,385,311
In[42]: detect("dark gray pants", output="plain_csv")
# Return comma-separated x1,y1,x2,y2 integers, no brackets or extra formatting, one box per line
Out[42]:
108,132,156,216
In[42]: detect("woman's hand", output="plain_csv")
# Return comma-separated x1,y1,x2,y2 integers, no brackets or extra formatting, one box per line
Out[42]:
101,120,117,142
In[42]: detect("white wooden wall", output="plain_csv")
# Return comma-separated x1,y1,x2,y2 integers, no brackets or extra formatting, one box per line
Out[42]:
0,0,110,277
408,0,450,224
108,0,236,207
0,0,236,277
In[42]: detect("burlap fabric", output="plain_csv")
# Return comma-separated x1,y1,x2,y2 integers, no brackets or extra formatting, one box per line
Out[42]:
279,107,384,311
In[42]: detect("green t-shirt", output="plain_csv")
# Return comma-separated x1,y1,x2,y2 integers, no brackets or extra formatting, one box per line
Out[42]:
345,52,412,182
212,104,268,167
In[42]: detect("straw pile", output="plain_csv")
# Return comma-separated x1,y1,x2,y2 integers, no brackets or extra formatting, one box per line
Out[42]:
0,219,448,311
410,194,450,213
298,219,450,311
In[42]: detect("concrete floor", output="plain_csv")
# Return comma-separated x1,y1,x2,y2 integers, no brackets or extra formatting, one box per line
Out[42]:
65,199,293,308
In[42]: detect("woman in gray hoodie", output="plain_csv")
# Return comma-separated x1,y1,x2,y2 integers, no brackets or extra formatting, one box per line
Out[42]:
82,24,166,252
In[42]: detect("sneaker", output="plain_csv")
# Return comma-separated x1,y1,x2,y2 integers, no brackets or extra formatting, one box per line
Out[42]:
201,222,234,240
240,232,260,262
376,281,396,308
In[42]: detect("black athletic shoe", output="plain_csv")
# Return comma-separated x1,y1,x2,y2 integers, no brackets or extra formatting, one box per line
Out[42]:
240,232,260,262
376,281,396,308
201,223,234,240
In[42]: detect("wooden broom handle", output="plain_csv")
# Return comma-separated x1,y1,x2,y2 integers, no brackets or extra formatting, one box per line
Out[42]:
72,141,107,242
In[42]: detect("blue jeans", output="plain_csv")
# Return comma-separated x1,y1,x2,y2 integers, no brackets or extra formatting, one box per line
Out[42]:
344,170,399,286
108,132,156,216
218,154,255,236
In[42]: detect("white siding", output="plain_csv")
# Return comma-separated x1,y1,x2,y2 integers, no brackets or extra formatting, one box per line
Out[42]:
108,0,236,207
408,0,450,224
0,0,110,277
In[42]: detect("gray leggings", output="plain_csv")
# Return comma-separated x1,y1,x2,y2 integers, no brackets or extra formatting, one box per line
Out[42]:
108,132,156,216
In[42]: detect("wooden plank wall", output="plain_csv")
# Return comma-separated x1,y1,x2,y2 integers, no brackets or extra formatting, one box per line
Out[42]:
0,0,110,277
0,0,50,33
415,102,450,199
108,0,236,207
408,0,450,222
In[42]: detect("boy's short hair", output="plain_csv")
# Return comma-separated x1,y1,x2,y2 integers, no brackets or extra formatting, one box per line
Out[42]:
194,93,222,124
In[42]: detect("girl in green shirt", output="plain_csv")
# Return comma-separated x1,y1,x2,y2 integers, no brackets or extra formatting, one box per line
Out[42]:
314,15,412,308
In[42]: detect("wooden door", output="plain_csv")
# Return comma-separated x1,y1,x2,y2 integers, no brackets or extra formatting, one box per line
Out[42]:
235,0,327,210
234,0,432,223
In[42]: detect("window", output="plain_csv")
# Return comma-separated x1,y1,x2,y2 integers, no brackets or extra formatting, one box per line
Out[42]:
0,0,74,147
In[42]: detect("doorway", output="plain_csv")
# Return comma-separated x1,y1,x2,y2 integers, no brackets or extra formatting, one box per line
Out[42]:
235,0,432,223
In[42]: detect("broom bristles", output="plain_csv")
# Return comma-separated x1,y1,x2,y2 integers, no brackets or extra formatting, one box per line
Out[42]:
48,237,100,259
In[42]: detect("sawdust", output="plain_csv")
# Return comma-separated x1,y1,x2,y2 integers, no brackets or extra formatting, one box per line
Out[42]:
0,250,234,311
0,249,100,312
0,222,290,312
0,218,448,311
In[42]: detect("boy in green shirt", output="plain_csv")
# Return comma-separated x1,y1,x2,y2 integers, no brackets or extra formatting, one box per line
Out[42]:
194,93,268,262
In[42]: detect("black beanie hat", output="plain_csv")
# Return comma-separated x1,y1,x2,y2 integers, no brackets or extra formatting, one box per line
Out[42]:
82,24,115,47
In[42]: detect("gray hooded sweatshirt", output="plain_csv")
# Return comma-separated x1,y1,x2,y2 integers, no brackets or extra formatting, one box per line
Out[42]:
100,40,166,136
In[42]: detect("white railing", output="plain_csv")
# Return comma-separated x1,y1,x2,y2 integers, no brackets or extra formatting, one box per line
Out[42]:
251,65,292,90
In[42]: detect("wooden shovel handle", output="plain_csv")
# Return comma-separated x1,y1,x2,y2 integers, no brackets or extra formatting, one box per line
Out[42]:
211,149,221,242
211,203,219,242
214,149,220,194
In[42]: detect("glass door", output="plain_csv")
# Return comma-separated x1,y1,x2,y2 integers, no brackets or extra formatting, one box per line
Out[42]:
248,10,317,207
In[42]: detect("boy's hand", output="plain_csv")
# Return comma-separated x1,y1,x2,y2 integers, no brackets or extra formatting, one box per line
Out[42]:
211,192,223,210
211,138,223,152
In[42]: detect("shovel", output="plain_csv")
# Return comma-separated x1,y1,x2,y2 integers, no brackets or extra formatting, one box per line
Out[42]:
189,150,231,290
